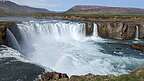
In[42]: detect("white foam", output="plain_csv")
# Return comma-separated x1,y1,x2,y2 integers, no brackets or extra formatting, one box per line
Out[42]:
0,45,29,62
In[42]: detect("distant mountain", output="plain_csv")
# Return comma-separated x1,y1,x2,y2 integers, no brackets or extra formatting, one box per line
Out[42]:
0,1,50,16
66,5,144,15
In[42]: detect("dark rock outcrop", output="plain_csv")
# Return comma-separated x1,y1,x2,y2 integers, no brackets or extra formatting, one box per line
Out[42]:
38,72,69,81
85,22,94,36
0,22,16,44
130,44,144,52
0,57,45,81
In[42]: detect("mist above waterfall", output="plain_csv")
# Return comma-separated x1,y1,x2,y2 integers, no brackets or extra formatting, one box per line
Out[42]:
7,20,144,76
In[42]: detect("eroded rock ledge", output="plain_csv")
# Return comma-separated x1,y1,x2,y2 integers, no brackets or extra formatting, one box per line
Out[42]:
38,68,144,81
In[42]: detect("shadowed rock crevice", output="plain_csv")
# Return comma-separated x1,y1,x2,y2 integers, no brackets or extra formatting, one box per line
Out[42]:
85,22,94,36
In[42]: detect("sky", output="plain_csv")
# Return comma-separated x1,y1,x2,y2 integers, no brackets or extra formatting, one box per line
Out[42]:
9,0,144,11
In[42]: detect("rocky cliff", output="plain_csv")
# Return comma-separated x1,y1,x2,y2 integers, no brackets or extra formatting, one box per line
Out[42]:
96,21,140,40
85,21,144,40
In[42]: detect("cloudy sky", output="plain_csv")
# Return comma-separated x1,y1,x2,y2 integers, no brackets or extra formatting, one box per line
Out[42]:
10,0,144,11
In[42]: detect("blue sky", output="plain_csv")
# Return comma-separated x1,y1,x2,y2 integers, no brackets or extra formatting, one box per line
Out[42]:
10,0,144,11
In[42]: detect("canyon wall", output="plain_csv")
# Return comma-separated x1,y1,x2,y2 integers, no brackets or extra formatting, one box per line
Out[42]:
85,21,144,40
0,21,144,45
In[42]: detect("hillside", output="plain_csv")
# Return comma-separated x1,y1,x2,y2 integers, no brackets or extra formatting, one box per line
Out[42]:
0,1,50,16
66,5,144,15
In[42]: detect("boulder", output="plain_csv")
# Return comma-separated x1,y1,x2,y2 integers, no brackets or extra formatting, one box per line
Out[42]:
38,72,69,81
130,44,144,52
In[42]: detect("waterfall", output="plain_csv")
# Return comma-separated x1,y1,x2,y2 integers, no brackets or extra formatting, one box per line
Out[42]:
90,23,101,40
9,20,144,76
135,26,139,40
93,23,98,38
17,21,86,41
6,29,21,52
93,23,98,37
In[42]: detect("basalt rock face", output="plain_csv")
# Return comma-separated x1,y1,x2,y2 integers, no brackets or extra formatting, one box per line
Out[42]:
96,22,139,40
0,22,16,44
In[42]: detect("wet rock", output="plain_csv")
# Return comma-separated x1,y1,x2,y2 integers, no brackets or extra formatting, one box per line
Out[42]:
0,57,45,81
130,44,144,52
0,22,16,44
38,72,69,81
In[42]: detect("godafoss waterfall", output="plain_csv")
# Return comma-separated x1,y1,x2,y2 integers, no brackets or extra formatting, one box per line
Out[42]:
1,20,144,81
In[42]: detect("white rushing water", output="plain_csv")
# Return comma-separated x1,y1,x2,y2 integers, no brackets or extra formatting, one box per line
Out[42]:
135,26,139,40
0,45,29,62
15,20,144,76
93,23,98,37
17,21,86,41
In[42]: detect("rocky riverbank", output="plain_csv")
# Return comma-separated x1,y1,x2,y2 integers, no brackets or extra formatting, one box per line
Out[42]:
37,68,144,81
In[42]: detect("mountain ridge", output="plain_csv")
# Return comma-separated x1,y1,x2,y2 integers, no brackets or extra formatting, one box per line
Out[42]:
0,1,50,16
66,5,144,15
1,1,144,16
